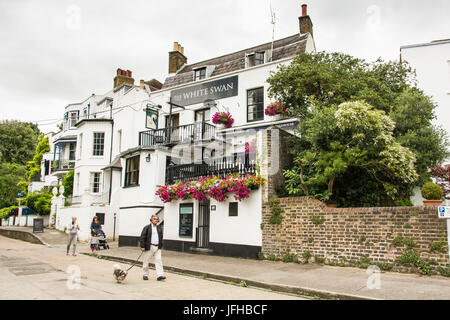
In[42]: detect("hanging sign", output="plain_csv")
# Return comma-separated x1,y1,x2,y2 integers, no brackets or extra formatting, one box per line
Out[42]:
146,108,159,129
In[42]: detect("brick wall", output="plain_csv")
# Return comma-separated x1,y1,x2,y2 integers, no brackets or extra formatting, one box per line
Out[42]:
261,196,449,270
259,126,449,273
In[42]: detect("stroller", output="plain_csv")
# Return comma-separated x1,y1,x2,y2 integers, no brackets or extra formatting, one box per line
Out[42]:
92,229,110,250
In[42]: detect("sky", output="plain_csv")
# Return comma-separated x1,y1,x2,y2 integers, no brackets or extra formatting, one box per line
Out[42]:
0,0,449,134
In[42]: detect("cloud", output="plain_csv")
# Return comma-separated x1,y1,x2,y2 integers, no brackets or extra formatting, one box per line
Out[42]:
0,0,449,134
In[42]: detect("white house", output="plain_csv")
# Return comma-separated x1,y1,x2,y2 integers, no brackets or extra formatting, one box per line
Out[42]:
115,5,316,258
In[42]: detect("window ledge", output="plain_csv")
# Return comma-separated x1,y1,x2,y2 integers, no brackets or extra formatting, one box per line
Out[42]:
123,184,140,189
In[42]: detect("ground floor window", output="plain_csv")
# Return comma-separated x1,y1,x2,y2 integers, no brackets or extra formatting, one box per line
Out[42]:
229,202,238,216
179,203,193,237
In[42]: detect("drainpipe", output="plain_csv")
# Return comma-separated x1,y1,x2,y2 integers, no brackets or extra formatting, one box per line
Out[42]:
108,103,114,204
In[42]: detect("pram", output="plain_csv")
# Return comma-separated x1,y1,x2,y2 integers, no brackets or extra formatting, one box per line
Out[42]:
91,229,110,250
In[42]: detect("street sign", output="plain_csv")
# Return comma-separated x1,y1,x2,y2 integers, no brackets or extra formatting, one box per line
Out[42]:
17,192,24,198
438,206,450,218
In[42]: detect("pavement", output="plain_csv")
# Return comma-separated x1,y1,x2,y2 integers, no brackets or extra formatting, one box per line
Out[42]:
1,226,450,300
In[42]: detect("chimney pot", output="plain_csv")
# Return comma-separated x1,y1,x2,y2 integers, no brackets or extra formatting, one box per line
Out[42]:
127,70,132,77
302,4,307,16
140,79,145,89
173,42,179,51
117,68,122,76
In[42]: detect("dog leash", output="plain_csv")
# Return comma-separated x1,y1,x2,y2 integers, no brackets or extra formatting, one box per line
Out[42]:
126,251,144,272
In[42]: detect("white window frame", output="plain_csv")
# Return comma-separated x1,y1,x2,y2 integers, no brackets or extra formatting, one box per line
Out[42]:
92,132,105,156
90,172,102,194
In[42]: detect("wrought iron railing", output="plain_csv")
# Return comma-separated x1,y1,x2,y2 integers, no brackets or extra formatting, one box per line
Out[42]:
139,122,215,147
165,152,257,184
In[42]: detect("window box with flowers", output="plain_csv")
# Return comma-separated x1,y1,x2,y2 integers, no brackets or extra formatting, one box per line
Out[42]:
155,174,265,204
212,112,234,128
265,101,288,120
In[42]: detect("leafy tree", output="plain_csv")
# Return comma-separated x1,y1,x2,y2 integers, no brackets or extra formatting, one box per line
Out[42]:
0,120,40,165
18,135,51,193
390,88,449,184
283,101,418,201
62,170,74,197
24,192,52,216
268,52,448,206
0,163,27,208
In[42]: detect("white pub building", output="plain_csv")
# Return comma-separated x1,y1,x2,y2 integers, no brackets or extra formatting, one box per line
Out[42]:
39,5,316,258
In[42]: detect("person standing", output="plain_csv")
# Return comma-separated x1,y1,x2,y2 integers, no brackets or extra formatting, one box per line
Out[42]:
67,217,80,256
90,216,102,235
140,215,165,281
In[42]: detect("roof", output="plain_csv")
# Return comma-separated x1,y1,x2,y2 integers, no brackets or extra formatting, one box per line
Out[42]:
102,156,122,171
400,39,450,50
53,135,77,144
163,33,309,89
74,118,113,127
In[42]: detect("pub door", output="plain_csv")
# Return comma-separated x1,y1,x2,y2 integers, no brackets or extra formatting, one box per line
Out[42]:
196,200,210,248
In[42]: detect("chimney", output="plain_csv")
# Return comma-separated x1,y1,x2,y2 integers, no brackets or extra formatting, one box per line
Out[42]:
114,68,135,88
169,42,187,74
299,4,313,37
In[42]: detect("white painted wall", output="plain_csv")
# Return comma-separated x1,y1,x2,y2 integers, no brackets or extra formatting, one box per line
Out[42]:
118,207,163,238
164,188,262,246
400,40,450,164
55,204,118,241
209,189,262,246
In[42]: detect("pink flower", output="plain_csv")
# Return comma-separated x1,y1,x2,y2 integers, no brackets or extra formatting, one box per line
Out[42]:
265,101,288,116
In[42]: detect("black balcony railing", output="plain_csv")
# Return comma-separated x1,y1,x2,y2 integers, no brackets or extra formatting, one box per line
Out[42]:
139,122,215,147
165,152,257,184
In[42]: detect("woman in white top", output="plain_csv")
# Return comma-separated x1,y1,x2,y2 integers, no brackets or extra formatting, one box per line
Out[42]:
67,217,80,256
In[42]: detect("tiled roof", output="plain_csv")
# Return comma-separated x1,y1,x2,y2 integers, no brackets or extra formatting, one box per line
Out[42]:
163,33,308,89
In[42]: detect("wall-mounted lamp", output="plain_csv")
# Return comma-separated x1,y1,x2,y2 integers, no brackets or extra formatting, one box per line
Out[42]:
145,153,151,162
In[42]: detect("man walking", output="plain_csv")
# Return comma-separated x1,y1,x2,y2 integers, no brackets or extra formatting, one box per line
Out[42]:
140,215,166,281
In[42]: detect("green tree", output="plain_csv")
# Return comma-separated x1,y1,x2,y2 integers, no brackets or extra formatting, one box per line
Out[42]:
24,192,52,216
268,52,448,206
0,120,40,165
22,135,50,188
283,101,418,202
62,170,74,197
390,88,449,184
0,163,27,208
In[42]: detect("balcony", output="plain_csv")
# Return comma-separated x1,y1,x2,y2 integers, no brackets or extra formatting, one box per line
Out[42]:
165,152,257,184
139,122,215,148
51,160,75,173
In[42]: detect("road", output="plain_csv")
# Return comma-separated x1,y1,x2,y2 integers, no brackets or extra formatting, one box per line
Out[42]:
0,235,305,300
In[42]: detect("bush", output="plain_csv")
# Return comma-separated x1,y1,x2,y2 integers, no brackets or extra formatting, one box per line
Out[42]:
24,192,52,215
421,182,443,200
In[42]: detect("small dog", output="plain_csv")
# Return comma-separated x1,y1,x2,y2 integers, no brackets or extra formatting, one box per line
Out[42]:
113,264,128,283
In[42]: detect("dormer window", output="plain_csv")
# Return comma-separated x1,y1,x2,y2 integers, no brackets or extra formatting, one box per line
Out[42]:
194,67,206,81
247,51,265,67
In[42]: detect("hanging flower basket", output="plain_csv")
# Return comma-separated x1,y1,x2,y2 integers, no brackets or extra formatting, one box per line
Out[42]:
212,112,234,128
265,101,288,117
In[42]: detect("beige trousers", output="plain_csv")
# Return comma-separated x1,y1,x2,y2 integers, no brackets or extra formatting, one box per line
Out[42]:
142,246,164,277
